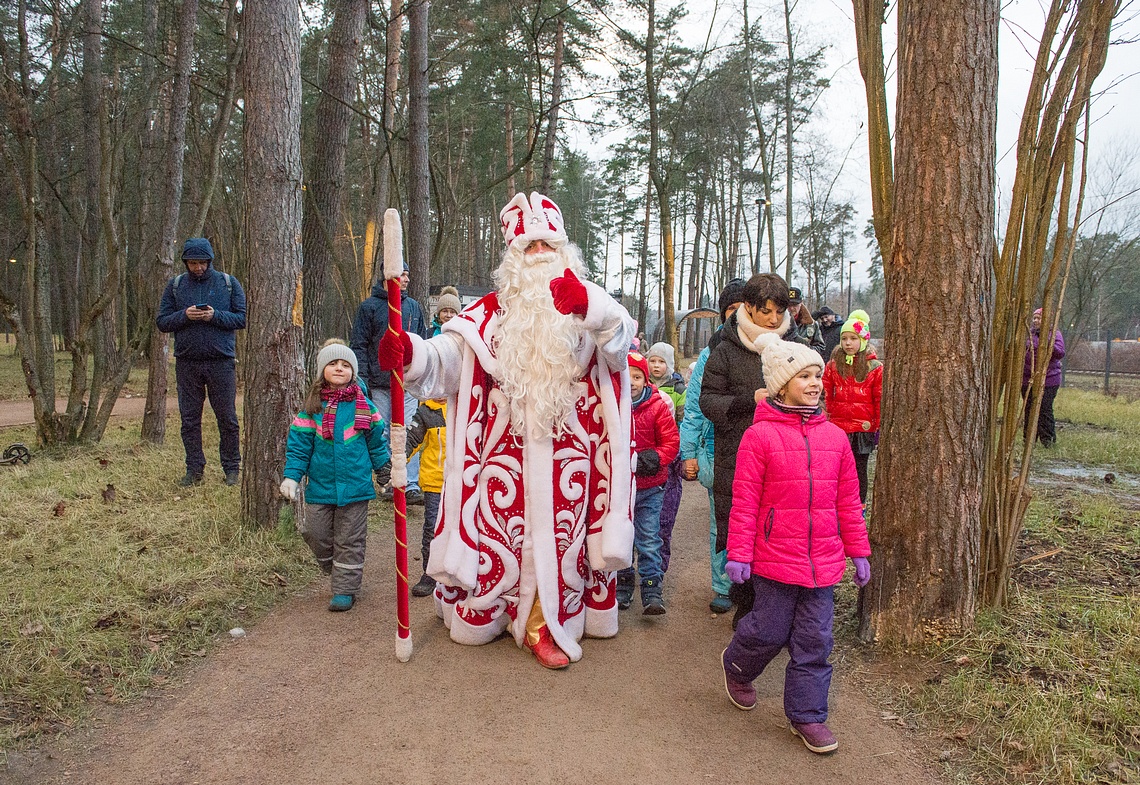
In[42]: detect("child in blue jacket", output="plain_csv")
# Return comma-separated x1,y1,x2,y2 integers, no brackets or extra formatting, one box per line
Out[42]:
281,339,391,611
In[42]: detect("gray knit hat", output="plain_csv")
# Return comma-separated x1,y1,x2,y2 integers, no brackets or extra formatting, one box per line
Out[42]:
646,342,675,376
435,285,462,318
315,339,359,380
756,333,823,397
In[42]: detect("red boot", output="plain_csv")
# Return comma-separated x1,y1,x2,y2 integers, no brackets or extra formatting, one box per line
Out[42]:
525,626,570,669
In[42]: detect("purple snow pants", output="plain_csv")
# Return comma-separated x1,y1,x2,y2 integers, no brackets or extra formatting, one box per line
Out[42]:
723,575,835,724
659,457,683,572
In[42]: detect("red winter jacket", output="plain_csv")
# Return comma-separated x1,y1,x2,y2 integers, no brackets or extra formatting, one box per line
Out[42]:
823,360,883,434
726,400,870,588
632,387,680,490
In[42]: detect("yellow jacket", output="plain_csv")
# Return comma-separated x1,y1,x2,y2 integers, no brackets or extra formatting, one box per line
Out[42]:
408,399,446,493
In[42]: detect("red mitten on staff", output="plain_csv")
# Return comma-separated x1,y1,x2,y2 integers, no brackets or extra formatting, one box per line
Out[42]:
549,268,589,317
378,329,414,372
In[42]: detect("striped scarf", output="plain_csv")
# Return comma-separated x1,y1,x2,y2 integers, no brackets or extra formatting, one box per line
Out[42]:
319,383,372,441
770,398,820,420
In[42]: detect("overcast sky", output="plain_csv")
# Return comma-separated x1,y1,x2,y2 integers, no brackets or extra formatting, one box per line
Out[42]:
581,0,1140,295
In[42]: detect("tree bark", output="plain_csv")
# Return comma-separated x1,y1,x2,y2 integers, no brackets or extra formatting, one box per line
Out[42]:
852,0,895,273
782,0,795,283
302,0,367,359
240,0,304,527
406,0,431,304
143,0,200,444
645,0,676,348
866,0,997,644
540,17,564,194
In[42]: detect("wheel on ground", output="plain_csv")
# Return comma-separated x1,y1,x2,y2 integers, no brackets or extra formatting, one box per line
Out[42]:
3,443,30,465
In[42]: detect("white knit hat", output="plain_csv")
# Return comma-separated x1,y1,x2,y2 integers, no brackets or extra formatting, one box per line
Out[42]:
315,339,358,380
646,342,675,376
756,333,824,397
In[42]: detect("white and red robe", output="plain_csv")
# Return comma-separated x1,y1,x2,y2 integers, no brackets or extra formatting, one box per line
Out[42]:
404,282,636,661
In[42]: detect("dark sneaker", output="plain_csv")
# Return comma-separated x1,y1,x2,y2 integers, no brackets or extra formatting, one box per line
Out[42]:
177,472,204,487
223,471,240,486
380,485,394,501
790,722,839,754
709,593,733,614
616,591,632,610
411,573,436,597
328,594,355,612
722,648,757,710
406,488,425,506
643,599,666,616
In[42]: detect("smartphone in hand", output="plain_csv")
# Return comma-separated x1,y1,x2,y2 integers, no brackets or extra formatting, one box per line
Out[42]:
195,303,209,309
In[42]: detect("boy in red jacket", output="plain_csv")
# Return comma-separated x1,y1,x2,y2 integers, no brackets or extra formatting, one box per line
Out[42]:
618,352,680,615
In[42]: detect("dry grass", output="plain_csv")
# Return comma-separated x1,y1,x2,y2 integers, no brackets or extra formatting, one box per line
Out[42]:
841,388,1140,785
0,416,327,752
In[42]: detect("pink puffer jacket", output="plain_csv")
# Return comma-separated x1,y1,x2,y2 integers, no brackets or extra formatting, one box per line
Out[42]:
726,400,870,588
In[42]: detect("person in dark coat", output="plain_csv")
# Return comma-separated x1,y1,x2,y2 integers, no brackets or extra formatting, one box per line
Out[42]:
156,237,247,487
700,272,801,626
351,265,431,502
1022,307,1065,446
788,287,826,357
814,306,843,359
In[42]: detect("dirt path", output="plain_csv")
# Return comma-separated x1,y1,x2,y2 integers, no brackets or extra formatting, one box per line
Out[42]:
2,485,941,785
0,396,168,428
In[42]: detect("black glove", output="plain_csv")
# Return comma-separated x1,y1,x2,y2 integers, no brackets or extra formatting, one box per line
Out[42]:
375,462,392,487
635,449,661,477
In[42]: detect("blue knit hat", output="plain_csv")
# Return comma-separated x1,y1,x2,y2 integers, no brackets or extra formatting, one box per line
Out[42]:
181,237,215,260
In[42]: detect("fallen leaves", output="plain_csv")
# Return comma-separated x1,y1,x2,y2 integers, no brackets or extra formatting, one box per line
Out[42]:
52,501,66,517
19,622,44,636
101,484,116,504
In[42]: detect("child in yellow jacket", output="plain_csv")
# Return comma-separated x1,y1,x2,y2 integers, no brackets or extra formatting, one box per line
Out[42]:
408,398,446,596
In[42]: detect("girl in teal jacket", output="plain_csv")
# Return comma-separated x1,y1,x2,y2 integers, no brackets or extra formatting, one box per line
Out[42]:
281,340,391,611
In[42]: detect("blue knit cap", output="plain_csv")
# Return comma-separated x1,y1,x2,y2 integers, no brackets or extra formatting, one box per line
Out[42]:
181,237,215,260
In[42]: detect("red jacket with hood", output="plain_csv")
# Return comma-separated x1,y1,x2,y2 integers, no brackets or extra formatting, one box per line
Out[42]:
823,360,883,434
726,399,870,588
632,386,679,490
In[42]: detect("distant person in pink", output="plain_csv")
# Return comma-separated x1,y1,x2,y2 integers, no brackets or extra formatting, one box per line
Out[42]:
1022,308,1065,447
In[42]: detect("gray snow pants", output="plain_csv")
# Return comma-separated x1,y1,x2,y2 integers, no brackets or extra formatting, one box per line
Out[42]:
301,500,369,595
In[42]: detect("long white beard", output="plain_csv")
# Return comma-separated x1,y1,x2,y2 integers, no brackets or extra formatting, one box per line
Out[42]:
492,244,588,442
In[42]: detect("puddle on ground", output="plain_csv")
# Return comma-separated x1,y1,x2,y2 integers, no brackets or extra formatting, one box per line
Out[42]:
1030,463,1140,503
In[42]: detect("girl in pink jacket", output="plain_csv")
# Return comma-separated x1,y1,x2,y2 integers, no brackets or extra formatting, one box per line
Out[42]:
720,333,871,755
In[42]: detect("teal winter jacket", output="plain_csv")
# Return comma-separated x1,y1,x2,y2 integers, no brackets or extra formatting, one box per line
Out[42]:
284,388,391,505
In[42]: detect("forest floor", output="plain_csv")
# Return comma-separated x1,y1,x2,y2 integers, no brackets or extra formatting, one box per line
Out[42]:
0,482,941,785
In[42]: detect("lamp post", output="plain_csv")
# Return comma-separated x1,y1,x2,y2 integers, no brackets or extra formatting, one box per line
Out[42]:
754,198,769,275
847,259,857,314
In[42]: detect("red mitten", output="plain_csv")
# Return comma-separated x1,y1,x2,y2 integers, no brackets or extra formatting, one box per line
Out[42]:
549,268,589,317
377,329,414,372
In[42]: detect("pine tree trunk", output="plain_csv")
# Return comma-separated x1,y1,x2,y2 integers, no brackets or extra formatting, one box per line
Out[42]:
143,0,200,444
865,0,997,644
540,17,564,194
406,0,430,305
240,0,304,527
302,0,367,359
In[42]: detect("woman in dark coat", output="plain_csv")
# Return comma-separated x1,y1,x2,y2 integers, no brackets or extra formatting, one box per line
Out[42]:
700,273,803,624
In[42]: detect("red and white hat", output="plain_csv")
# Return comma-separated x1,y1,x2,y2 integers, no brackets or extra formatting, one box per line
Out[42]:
499,192,567,250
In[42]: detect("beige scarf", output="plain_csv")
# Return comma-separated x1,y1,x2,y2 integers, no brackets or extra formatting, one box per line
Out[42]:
736,306,793,355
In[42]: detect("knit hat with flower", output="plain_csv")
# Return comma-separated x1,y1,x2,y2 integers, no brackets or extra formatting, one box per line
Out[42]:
841,309,871,363
754,333,825,398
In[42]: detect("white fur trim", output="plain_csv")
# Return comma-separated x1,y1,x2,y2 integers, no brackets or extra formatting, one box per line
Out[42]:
383,209,404,280
444,602,509,645
587,354,635,572
405,333,430,384
581,280,611,333
390,424,407,488
394,633,413,662
585,604,619,639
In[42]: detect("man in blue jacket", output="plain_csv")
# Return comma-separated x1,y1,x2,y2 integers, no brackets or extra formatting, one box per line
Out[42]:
350,263,430,503
156,237,247,487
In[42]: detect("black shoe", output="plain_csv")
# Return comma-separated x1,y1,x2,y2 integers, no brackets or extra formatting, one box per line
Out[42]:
411,573,436,597
406,488,425,506
223,471,240,486
617,594,632,610
380,485,394,501
641,579,665,615
643,599,666,616
177,472,204,487
709,593,733,614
